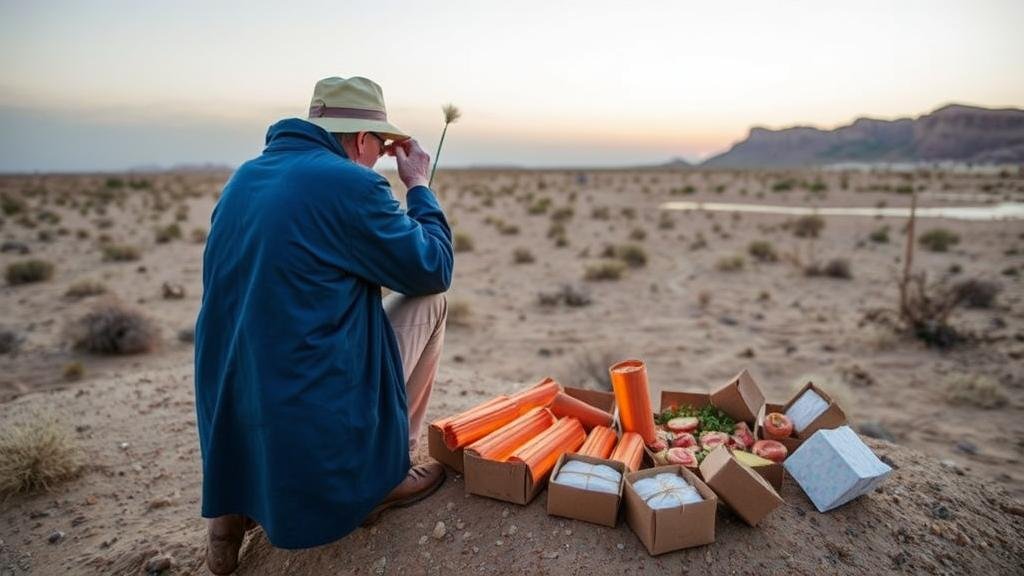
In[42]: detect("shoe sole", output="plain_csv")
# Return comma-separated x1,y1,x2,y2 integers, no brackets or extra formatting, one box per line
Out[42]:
362,472,446,526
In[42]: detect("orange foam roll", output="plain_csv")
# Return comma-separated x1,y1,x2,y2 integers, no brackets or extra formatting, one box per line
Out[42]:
549,391,613,431
509,417,586,483
609,431,644,473
577,425,617,459
609,359,657,445
466,407,556,462
442,396,519,450
509,377,561,414
432,395,508,429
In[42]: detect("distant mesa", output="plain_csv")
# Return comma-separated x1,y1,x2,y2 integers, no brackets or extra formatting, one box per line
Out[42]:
702,103,1024,167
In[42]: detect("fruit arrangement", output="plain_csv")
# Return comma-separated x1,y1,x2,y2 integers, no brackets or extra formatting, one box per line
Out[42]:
650,404,788,467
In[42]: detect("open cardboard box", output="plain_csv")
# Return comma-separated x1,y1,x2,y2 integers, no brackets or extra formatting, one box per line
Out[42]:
463,385,615,505
755,381,848,453
644,370,769,477
428,384,615,474
546,453,626,528
698,446,783,526
624,465,717,555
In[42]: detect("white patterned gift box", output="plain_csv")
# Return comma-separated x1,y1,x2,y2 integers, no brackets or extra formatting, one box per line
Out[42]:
783,425,892,512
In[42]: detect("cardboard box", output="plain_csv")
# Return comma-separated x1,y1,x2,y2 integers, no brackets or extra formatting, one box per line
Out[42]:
429,385,615,475
463,386,615,505
784,425,893,512
710,369,766,424
756,382,848,452
698,446,783,526
546,453,626,527
427,423,465,473
624,465,717,555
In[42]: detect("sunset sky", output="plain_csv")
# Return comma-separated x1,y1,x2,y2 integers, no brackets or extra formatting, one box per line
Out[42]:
1,0,1022,172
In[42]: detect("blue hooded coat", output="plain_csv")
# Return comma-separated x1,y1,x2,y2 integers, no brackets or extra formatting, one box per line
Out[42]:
194,118,453,549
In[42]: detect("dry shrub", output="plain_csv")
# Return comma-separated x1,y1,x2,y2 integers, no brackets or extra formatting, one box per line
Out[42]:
919,228,960,253
747,240,778,262
190,227,208,243
791,214,825,238
0,414,82,498
952,278,1000,309
584,260,626,281
571,349,618,391
615,244,648,268
715,255,745,272
6,259,54,285
68,301,159,355
537,284,592,308
0,329,21,355
154,223,182,243
629,227,647,242
65,280,107,299
944,374,1007,409
806,258,852,279
512,247,535,264
453,232,474,253
101,243,141,262
448,299,472,327
62,362,84,381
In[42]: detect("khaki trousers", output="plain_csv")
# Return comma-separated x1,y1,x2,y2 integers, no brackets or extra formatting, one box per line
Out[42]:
383,293,447,452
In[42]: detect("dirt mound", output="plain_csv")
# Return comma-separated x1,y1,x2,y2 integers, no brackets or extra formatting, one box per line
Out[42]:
1,362,1022,575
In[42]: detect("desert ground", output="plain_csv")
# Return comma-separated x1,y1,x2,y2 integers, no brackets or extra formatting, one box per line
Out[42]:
1,167,1022,575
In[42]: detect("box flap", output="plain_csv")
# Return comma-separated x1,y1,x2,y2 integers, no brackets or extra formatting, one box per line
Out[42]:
565,386,616,414
709,369,765,423
699,446,782,526
659,391,712,412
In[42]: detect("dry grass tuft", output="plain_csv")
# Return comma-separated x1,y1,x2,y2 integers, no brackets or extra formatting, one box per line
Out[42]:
944,374,1007,409
6,259,54,285
584,260,626,281
447,299,473,327
67,301,159,355
65,280,108,299
0,414,82,498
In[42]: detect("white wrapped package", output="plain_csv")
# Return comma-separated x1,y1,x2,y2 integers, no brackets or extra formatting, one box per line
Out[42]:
552,460,622,495
632,473,703,509
786,388,829,433
784,426,892,512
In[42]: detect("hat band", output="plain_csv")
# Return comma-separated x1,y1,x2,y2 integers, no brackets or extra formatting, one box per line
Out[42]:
309,104,386,121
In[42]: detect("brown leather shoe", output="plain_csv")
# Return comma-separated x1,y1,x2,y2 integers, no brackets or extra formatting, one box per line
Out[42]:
205,515,256,575
363,462,445,525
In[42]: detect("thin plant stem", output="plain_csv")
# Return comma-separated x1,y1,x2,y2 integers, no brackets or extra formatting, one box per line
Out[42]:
429,122,450,188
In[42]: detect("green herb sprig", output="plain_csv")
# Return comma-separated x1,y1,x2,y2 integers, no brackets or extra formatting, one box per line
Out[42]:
655,404,736,434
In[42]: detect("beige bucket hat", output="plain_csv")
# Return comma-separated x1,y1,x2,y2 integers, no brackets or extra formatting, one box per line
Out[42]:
306,76,409,141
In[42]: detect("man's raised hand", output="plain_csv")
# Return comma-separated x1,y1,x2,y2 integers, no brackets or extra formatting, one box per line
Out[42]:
391,139,431,190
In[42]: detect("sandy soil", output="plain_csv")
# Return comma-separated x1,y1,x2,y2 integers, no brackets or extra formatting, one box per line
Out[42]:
1,168,1022,574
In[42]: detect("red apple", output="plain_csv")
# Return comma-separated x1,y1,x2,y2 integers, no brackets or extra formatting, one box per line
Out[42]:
666,416,699,433
763,412,794,439
699,431,730,451
666,447,698,468
752,439,788,463
671,432,697,449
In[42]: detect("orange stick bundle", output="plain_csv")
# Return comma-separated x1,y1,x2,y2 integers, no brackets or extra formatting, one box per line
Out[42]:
610,431,644,472
442,396,519,450
549,391,613,431
577,425,617,459
509,417,586,483
609,359,657,445
509,377,561,414
466,407,556,462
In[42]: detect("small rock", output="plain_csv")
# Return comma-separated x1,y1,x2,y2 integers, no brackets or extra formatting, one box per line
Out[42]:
506,524,517,536
616,543,624,550
495,539,503,546
445,501,454,511
929,502,950,520
501,507,509,518
455,519,465,530
372,556,387,575
161,282,186,300
418,535,428,546
431,521,446,540
954,441,977,455
145,554,173,573
563,529,572,536
47,530,65,544
542,551,559,559
859,422,896,442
